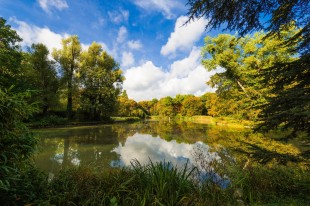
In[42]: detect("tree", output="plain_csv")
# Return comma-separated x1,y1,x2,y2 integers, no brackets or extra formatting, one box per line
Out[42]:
187,1,309,134
181,96,204,117
117,90,130,116
157,97,176,117
25,43,59,115
0,17,22,89
201,30,297,120
79,42,123,120
52,36,81,119
187,0,309,48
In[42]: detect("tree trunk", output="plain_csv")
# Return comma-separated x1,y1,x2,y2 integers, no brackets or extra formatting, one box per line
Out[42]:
67,71,73,119
236,80,249,97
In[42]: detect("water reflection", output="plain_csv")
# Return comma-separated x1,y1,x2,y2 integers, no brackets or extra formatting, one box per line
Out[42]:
34,121,301,176
111,133,216,168
35,122,219,175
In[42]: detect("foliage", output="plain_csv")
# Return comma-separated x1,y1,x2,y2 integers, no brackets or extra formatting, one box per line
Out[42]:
45,161,197,205
53,35,81,119
111,116,141,122
23,43,60,115
186,0,309,48
0,88,47,204
27,158,310,205
181,96,204,117
29,115,68,127
79,42,123,120
0,17,22,89
157,96,177,117
258,52,310,135
187,0,310,135
115,90,145,118
201,30,297,120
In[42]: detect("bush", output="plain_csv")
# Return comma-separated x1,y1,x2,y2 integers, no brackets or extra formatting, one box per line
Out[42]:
30,115,68,127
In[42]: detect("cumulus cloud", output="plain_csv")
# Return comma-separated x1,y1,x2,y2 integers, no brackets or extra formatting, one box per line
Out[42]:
161,16,208,57
108,9,129,24
10,18,68,52
132,0,184,19
128,40,142,50
117,26,128,43
124,61,165,90
121,51,135,67
37,0,68,13
123,47,216,101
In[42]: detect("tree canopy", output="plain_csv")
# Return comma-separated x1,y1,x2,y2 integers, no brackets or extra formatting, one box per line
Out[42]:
187,0,310,135
0,17,22,89
79,42,123,120
53,36,81,119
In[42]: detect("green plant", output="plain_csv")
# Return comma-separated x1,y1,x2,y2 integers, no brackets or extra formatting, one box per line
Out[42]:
0,88,48,204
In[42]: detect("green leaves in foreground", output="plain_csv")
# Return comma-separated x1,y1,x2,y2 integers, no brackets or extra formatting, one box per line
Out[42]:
0,88,47,205
49,161,197,206
46,158,310,206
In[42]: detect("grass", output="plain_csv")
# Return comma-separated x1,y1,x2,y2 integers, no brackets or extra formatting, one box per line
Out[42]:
150,115,255,129
111,116,142,122
12,158,309,206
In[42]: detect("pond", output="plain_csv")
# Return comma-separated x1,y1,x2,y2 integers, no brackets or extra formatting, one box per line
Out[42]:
34,120,300,177
34,121,238,175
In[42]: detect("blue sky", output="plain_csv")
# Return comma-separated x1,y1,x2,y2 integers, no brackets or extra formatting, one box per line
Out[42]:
0,0,222,101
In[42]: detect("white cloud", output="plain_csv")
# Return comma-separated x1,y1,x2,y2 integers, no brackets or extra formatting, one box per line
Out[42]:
108,9,129,24
117,26,128,43
121,51,135,67
127,40,142,50
161,16,208,57
124,61,166,91
123,47,216,101
132,0,184,19
37,0,68,13
10,18,69,52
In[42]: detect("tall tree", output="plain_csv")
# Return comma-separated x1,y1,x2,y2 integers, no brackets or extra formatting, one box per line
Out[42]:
187,0,309,134
52,36,81,119
201,30,297,120
26,43,59,115
0,17,22,89
79,42,123,120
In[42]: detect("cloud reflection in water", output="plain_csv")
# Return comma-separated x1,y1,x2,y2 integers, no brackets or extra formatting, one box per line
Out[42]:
111,132,217,169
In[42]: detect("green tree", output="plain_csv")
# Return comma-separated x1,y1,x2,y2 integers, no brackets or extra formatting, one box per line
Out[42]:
201,30,297,120
79,42,123,120
158,96,176,117
116,90,133,117
25,43,59,115
181,96,204,117
174,94,191,114
203,93,219,117
0,17,22,89
187,0,309,134
52,35,81,119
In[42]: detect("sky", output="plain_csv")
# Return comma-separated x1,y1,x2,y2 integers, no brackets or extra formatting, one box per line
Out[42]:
0,0,223,101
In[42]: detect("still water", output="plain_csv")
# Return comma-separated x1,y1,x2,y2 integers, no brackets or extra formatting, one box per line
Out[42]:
34,121,242,175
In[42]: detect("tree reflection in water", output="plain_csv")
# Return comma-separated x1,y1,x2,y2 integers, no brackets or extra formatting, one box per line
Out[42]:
35,121,303,177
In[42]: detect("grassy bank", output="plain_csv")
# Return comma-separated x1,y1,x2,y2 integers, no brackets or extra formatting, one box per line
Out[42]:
150,115,254,128
27,115,142,128
10,160,309,205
